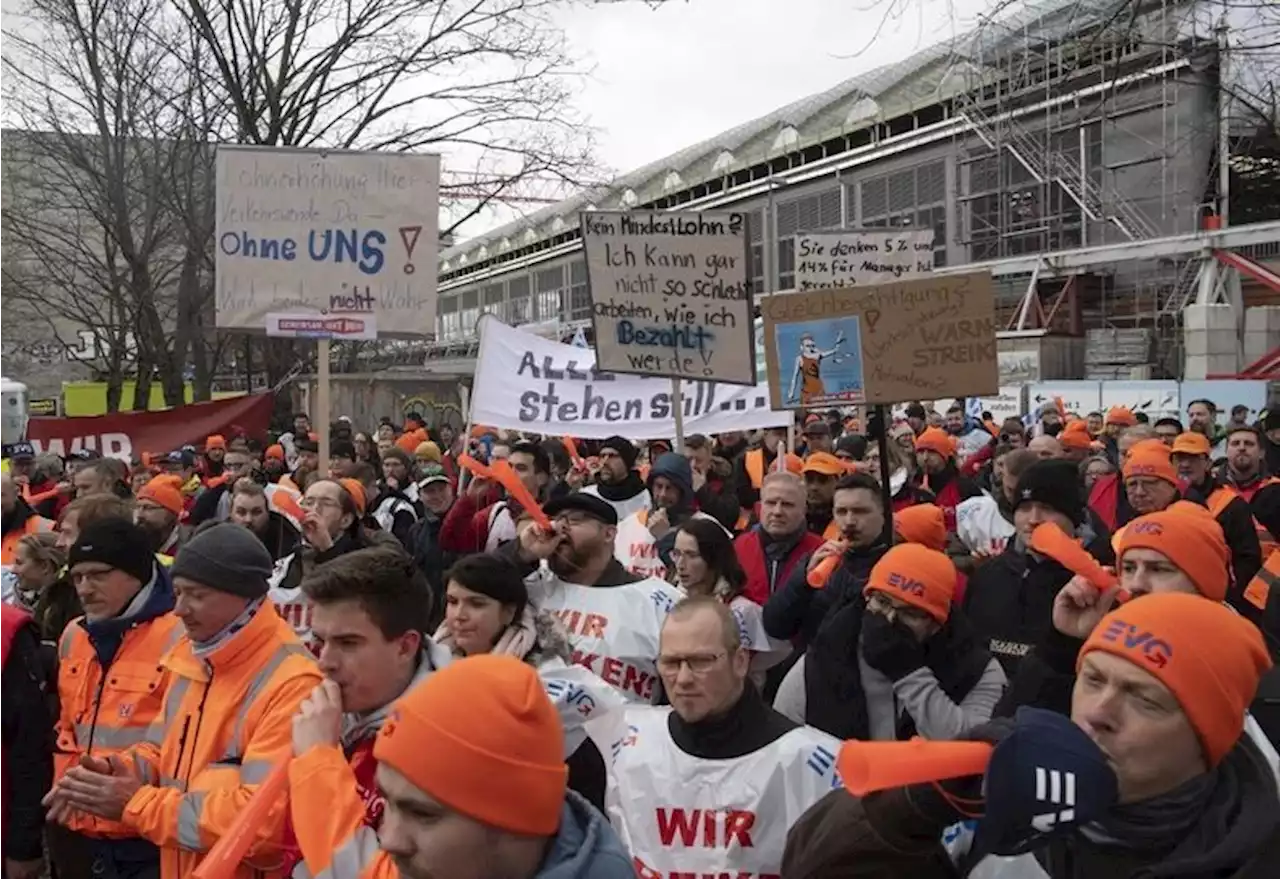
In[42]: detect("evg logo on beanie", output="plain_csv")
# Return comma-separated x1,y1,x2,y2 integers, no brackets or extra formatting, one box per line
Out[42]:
1100,619,1174,669
886,572,927,597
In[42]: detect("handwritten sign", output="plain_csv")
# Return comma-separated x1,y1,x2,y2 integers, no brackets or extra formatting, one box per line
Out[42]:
794,229,935,291
215,146,441,337
580,211,756,386
761,272,998,408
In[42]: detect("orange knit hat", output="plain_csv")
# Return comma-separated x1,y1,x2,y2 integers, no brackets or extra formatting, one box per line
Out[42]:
1059,421,1093,451
265,444,286,461
374,655,567,835
1122,442,1177,486
1078,592,1271,766
137,476,184,516
1105,406,1137,427
894,503,947,551
337,478,367,515
1117,503,1230,601
914,427,956,458
864,543,957,624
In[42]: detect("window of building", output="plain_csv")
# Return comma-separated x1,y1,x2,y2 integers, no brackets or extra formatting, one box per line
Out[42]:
569,260,590,320
460,289,480,337
536,266,564,323
859,159,948,267
438,295,461,340
482,283,505,323
747,209,764,294
508,275,532,325
776,189,842,289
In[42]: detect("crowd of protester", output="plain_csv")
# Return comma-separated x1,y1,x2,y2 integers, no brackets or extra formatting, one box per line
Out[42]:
3,394,1280,878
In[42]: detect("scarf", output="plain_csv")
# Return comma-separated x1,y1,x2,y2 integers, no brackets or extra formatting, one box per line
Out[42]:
594,471,647,503
192,596,265,658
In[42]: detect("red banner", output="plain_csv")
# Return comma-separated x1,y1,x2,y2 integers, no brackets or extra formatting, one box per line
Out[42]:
26,394,275,461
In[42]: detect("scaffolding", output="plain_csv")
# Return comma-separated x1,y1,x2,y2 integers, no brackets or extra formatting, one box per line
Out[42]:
945,0,1225,374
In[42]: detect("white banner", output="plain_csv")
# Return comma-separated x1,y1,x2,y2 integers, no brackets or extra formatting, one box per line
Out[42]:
471,318,789,439
794,229,935,291
215,146,440,336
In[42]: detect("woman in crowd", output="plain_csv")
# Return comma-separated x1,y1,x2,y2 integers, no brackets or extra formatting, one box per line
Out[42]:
437,553,620,811
671,517,789,677
6,532,79,642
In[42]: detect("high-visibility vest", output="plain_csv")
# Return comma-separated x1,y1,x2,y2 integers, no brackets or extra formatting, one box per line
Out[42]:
1244,551,1280,615
1210,485,1278,562
0,515,55,565
744,449,803,488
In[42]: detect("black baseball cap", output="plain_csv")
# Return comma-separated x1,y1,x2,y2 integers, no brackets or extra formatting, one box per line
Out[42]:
544,492,618,527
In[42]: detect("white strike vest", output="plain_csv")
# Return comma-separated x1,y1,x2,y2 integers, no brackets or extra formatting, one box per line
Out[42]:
373,494,418,533
955,493,1016,556
537,656,626,756
485,501,518,552
267,553,317,656
582,484,652,524
614,510,726,581
607,706,842,878
530,572,683,703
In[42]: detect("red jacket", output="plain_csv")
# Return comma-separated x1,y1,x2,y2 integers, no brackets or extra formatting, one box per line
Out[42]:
735,527,825,606
437,484,508,553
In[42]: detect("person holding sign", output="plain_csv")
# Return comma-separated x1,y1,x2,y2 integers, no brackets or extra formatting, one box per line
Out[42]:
606,596,840,879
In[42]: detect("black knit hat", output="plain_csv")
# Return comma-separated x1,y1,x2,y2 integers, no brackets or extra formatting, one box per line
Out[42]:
1014,459,1085,524
68,519,155,586
598,435,639,470
171,523,274,599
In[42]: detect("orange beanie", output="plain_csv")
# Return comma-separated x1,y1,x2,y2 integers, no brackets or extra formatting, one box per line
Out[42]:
1078,593,1271,766
265,444,286,461
1118,503,1230,601
864,543,957,624
894,503,947,551
1105,406,1137,427
137,477,184,516
374,655,567,834
1122,443,1178,486
337,478,367,515
1059,421,1093,451
914,427,956,458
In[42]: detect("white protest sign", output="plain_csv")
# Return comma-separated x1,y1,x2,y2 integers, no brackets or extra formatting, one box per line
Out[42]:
794,229,935,291
215,147,440,337
976,387,1026,423
1027,381,1102,416
471,317,788,440
580,211,756,386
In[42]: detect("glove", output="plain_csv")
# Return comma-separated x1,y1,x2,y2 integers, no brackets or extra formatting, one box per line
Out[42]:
860,611,927,680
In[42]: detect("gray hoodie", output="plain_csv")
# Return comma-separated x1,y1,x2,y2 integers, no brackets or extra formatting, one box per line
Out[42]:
535,791,633,879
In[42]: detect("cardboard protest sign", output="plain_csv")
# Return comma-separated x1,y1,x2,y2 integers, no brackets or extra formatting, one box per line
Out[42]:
215,146,440,337
470,317,788,439
580,211,756,386
761,271,999,409
794,229,935,291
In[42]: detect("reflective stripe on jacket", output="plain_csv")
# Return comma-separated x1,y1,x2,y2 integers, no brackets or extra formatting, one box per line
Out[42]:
287,743,383,879
119,603,321,879
54,612,183,839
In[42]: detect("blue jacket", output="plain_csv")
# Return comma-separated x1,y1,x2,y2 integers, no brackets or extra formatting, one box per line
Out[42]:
535,791,633,879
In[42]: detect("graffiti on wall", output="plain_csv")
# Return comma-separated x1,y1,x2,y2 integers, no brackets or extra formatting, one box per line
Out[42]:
402,393,464,430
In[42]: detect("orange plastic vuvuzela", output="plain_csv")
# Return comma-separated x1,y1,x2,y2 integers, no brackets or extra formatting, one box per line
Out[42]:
562,436,583,464
806,543,846,589
190,758,290,879
1029,522,1130,602
457,453,494,480
836,739,994,797
489,459,553,531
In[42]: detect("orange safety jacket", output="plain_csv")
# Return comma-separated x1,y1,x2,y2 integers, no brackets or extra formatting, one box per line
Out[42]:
117,603,321,879
54,611,183,839
1208,484,1279,562
286,742,383,878
0,513,55,565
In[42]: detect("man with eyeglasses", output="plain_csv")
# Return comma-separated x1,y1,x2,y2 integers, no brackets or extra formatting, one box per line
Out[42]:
605,595,839,878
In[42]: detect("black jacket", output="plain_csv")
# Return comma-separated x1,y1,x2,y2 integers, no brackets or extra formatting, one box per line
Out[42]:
408,507,458,632
669,682,796,759
962,535,1113,679
2,613,52,863
763,541,889,649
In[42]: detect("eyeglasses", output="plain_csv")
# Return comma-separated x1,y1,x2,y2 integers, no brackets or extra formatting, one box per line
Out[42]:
299,497,342,512
668,549,701,562
866,591,932,625
656,653,725,676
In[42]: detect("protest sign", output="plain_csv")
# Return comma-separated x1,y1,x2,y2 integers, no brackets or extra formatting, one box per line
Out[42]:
215,146,440,337
26,394,274,462
761,271,998,409
794,229,935,291
580,211,756,386
470,317,787,440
